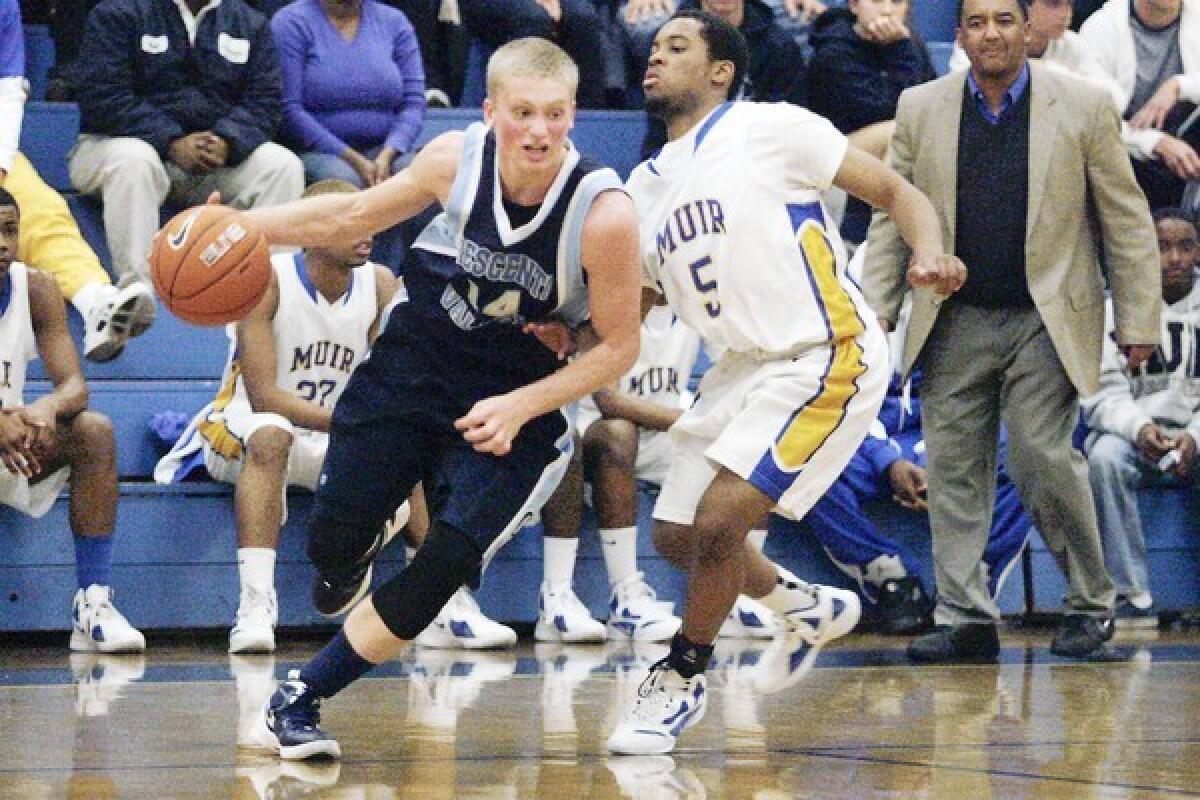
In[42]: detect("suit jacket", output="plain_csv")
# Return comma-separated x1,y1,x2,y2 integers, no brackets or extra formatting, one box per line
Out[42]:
862,61,1160,397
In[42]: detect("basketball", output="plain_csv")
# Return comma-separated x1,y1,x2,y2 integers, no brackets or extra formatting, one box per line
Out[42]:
150,205,271,326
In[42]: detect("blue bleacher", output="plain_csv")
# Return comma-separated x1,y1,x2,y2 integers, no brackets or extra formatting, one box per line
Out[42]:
927,41,956,78
22,24,54,102
3,100,1197,634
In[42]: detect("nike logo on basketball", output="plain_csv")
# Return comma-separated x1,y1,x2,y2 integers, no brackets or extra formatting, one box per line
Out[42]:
168,212,200,250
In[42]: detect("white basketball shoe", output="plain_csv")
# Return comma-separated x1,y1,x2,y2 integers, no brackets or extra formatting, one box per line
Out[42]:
413,588,517,649
535,583,607,643
229,586,278,654
607,573,680,642
607,658,708,755
70,585,146,653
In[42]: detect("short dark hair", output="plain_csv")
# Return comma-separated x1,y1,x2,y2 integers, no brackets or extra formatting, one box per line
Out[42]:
0,186,17,214
671,9,749,102
958,0,1029,23
1152,206,1197,230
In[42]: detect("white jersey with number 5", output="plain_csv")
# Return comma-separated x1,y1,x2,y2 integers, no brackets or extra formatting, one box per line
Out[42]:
629,102,871,355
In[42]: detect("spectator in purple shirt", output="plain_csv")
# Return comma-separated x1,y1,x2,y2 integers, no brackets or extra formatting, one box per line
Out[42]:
271,0,427,189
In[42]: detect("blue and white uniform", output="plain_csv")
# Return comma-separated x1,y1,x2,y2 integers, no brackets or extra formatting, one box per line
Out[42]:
317,123,623,562
196,252,379,489
577,304,701,485
0,262,70,517
626,101,889,523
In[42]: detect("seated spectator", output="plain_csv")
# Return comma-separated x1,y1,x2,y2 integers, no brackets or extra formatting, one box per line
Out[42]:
68,0,304,286
1083,207,1200,629
272,0,426,189
0,187,144,653
803,371,1033,633
533,302,690,642
2,0,155,362
620,0,808,109
807,0,934,241
808,0,934,158
1080,0,1200,213
460,0,610,108
272,0,427,270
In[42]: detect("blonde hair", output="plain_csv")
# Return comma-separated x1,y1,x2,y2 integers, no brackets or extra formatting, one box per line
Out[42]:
486,37,579,100
303,178,359,198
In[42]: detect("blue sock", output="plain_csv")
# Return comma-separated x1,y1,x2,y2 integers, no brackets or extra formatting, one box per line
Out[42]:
74,536,113,590
299,630,377,698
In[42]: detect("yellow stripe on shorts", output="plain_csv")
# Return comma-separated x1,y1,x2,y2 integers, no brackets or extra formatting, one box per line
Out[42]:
798,221,865,342
772,335,866,472
197,362,245,461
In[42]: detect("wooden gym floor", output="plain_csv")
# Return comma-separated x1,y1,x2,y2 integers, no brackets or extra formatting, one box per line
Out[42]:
1,629,1198,799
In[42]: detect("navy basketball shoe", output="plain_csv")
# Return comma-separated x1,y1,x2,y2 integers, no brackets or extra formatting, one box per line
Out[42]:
248,670,341,760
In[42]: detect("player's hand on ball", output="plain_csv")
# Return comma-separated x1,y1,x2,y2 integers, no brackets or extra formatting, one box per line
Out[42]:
455,393,533,455
908,253,966,295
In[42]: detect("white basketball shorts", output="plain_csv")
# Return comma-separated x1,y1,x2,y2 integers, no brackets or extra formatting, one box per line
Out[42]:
654,325,888,525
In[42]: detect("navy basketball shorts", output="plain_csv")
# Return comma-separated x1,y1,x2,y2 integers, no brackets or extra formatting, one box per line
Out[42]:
314,404,572,563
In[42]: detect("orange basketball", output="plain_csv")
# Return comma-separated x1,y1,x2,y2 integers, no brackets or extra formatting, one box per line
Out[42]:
150,205,271,326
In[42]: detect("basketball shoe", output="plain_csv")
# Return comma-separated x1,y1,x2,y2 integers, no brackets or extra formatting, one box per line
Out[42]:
413,587,517,649
607,573,680,642
606,657,708,755
535,583,607,643
83,274,156,363
718,595,781,639
230,586,278,654
752,582,860,694
70,585,146,652
248,670,340,760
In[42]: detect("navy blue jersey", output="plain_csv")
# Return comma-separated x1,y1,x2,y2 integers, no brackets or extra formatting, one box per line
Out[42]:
374,123,623,401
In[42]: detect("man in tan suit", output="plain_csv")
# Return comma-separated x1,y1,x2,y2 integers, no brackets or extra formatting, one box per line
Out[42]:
864,0,1161,661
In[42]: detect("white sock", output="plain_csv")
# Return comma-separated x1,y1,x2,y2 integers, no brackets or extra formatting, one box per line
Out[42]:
70,281,112,320
746,528,767,551
599,526,639,588
237,548,276,598
757,565,812,616
543,537,579,591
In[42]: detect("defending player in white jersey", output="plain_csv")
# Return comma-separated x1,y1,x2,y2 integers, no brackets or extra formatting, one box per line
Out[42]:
607,10,966,756
0,187,144,653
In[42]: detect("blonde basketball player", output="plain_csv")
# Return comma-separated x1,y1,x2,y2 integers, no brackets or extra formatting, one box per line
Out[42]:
157,180,403,654
607,10,966,755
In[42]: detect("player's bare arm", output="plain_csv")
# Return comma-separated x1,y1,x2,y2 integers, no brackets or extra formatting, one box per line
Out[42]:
244,133,464,249
236,272,335,433
594,389,682,432
24,268,87,459
456,189,643,455
834,145,966,297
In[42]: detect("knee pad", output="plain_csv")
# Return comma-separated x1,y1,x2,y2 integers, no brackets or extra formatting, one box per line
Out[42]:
305,512,381,577
372,521,483,641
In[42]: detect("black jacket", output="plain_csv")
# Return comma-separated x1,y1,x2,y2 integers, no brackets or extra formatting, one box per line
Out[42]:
77,0,282,164
807,7,934,133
